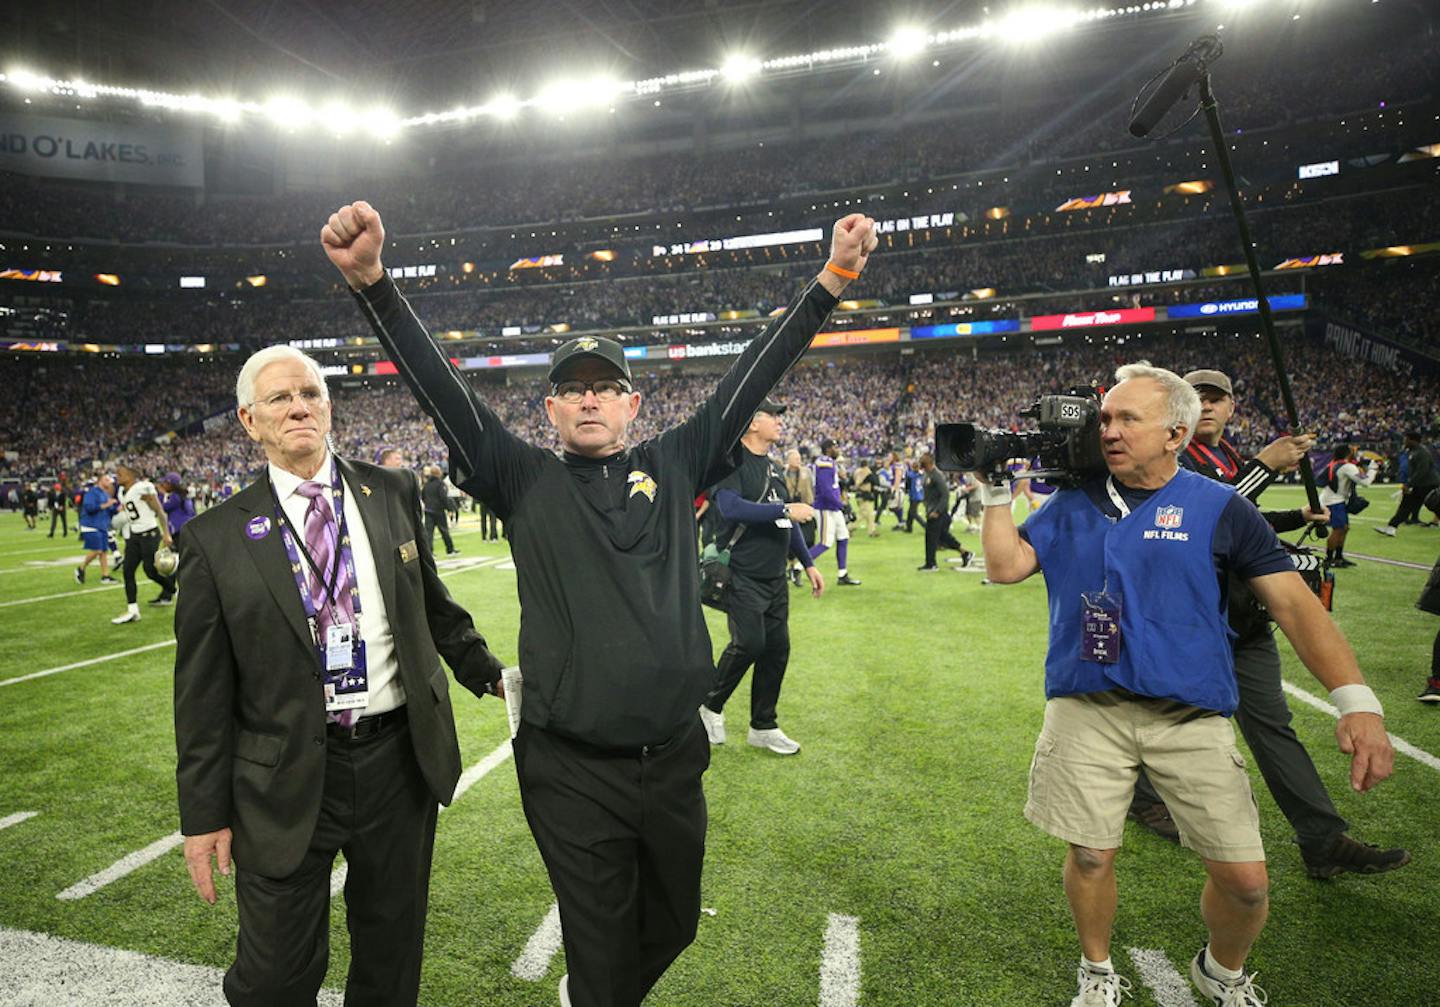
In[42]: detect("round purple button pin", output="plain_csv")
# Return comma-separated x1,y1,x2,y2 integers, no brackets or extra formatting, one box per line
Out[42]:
245,515,272,540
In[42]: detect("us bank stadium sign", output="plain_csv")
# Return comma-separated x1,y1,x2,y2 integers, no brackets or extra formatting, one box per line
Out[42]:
0,113,203,187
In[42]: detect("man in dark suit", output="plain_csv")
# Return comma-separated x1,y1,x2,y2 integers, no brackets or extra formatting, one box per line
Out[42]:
174,345,505,1007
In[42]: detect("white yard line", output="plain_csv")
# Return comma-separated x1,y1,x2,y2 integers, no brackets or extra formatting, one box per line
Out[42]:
0,583,121,607
330,739,513,897
1281,681,1440,773
1128,947,1200,1007
510,902,564,981
0,925,344,1006
818,913,861,1007
0,640,176,688
56,832,185,901
1344,551,1431,571
0,811,39,831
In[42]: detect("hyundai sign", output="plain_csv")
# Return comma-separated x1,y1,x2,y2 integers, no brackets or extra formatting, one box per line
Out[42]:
1167,294,1307,319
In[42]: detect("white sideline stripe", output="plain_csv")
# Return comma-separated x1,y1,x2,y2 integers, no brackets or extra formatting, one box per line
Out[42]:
1127,947,1200,1007
57,831,185,900
0,583,120,607
1345,551,1431,571
1281,681,1440,773
0,925,344,1006
0,639,176,688
330,739,513,897
510,902,563,981
818,913,861,1007
0,811,39,831
1,638,175,687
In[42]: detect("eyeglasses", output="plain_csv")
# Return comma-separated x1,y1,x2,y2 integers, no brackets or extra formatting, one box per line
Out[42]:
551,379,632,403
255,389,327,411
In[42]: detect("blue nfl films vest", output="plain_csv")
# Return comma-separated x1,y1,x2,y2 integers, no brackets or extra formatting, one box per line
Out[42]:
1024,468,1239,714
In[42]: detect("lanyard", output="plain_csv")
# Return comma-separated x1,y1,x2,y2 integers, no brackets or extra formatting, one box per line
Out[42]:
1105,476,1132,519
271,460,363,641
1189,441,1237,480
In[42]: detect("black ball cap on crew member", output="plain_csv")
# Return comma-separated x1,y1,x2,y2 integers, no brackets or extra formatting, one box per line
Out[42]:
548,335,632,385
755,398,787,416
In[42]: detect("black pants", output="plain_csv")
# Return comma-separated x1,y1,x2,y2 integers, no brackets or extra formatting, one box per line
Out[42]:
423,509,455,554
479,505,499,541
924,515,962,568
49,508,67,536
513,720,709,1007
1133,630,1347,846
1389,485,1436,527
224,717,438,1007
905,499,921,532
1431,626,1440,678
122,530,175,604
706,571,791,730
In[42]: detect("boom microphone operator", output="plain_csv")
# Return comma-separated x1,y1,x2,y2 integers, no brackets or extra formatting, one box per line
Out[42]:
1128,35,1223,138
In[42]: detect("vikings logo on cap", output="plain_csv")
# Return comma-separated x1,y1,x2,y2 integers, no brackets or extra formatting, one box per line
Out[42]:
576,336,599,352
627,470,658,502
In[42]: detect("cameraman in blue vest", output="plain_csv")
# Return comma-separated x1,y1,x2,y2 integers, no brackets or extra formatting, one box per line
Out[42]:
978,362,1395,1007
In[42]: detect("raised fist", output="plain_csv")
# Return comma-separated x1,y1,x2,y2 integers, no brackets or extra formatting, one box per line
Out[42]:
321,201,386,290
829,213,879,276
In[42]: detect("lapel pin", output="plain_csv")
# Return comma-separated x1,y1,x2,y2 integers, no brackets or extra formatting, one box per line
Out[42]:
361,485,372,497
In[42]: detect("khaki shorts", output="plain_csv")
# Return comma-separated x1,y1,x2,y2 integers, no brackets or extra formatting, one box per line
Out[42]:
1024,690,1264,863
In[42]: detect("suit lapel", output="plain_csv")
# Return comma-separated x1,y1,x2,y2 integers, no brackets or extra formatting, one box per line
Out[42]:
235,474,316,657
340,458,400,625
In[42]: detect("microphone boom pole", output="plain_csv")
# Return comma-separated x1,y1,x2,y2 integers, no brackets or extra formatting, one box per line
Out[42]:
1195,74,1321,511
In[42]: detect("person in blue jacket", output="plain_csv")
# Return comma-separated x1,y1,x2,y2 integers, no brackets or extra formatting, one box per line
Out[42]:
977,361,1396,1007
75,474,120,585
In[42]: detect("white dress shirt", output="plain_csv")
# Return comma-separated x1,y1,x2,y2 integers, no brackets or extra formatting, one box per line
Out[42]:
269,453,404,715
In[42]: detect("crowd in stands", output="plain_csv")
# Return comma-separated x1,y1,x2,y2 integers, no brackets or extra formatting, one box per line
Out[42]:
6,328,1433,494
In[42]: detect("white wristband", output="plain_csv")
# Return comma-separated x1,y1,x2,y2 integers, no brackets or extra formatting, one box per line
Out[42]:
979,483,1013,507
1330,684,1384,718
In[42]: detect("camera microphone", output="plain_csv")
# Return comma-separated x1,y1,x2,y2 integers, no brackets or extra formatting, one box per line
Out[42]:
1128,35,1224,138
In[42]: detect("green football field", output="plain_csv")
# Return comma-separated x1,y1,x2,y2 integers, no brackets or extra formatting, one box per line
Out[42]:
0,484,1437,1006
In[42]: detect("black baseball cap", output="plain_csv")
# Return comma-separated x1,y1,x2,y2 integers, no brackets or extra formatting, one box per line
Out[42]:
548,335,631,384
755,398,786,416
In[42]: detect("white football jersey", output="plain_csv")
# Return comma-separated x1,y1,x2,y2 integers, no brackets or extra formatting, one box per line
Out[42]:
120,480,160,534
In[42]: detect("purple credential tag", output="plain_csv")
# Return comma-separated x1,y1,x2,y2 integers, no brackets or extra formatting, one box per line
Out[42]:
1080,591,1121,665
245,515,272,540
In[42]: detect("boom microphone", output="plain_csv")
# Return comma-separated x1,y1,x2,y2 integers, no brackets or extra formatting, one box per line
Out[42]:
1128,35,1224,138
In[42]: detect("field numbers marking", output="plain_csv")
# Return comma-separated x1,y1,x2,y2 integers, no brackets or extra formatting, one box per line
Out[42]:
1128,947,1200,1007
819,913,861,1007
510,901,564,980
57,831,184,901
0,639,176,688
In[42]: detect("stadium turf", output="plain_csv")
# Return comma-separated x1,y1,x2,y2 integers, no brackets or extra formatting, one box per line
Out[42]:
0,484,1437,1005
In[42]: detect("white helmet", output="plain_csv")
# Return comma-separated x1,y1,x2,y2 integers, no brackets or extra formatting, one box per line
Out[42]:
154,545,179,577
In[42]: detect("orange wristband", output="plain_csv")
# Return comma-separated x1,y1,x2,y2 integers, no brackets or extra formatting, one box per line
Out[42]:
825,261,861,280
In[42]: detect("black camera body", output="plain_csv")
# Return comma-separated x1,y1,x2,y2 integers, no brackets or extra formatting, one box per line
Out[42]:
934,390,1106,488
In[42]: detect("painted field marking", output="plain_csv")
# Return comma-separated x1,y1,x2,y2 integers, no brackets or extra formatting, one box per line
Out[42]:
0,925,344,1006
1344,552,1431,572
1281,681,1440,773
0,640,176,688
0,584,121,608
0,556,85,575
0,811,39,831
510,901,564,981
330,738,513,897
819,913,861,1007
57,831,185,901
1128,947,1200,1007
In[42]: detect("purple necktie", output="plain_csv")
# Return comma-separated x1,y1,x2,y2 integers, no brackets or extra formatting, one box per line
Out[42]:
296,481,358,725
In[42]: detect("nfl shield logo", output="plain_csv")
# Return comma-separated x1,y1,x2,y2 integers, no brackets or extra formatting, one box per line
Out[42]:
1154,505,1184,529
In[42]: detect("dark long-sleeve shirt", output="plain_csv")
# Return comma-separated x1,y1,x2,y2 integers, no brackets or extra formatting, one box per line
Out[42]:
352,273,838,748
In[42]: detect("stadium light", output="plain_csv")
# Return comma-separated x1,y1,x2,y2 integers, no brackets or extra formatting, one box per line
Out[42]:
264,96,311,129
721,53,762,83
319,100,357,134
367,106,402,140
486,94,520,120
990,6,1085,42
887,27,930,59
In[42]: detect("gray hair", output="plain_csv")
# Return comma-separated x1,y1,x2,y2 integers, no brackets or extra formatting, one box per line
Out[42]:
235,346,330,409
1112,360,1201,451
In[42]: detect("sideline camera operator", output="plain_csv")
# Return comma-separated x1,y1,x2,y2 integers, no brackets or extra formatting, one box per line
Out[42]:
977,362,1394,1007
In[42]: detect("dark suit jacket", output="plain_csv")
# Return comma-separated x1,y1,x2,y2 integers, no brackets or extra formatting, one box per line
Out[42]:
173,457,503,879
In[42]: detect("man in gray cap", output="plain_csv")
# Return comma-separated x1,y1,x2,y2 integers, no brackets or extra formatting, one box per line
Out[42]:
1127,367,1410,880
323,198,878,1007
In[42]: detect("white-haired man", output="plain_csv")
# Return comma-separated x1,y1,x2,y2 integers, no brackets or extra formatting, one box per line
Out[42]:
173,344,505,1006
978,362,1395,1007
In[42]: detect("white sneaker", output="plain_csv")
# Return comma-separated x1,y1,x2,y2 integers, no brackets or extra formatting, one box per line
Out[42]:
558,973,571,1007
699,705,726,745
1070,966,1133,1007
747,726,800,755
1374,525,1397,537
111,611,140,625
1190,948,1268,1006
